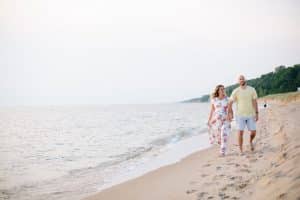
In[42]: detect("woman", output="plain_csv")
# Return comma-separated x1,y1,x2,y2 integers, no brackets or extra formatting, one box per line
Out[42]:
207,84,232,156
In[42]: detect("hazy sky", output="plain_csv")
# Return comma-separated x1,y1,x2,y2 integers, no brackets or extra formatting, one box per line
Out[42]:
0,0,299,105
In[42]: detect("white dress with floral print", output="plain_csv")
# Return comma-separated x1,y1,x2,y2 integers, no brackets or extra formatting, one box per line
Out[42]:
208,96,231,155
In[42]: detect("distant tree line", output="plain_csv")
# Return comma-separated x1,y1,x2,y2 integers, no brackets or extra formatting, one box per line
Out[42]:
226,64,300,97
182,64,300,103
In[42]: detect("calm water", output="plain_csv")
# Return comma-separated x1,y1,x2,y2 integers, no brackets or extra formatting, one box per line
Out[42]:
0,103,210,200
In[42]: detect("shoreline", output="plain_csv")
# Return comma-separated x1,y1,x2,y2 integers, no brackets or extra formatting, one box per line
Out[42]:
84,100,300,200
95,133,211,193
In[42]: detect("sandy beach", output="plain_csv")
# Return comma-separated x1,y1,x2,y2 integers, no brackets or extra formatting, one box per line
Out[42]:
84,94,300,200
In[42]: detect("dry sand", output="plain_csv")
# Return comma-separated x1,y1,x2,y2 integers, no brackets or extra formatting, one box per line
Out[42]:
84,98,300,200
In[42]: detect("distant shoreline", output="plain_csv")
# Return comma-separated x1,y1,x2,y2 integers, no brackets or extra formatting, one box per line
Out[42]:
182,91,300,103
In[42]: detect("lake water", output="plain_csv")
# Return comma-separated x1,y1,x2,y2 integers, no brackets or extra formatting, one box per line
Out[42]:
0,103,211,200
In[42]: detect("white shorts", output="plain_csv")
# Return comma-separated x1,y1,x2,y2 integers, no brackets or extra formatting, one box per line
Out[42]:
236,116,256,131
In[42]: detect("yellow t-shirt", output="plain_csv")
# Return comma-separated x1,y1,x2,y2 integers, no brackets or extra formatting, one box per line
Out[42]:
230,86,258,117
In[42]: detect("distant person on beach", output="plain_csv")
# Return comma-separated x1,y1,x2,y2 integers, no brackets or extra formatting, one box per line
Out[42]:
228,75,259,154
207,84,232,156
263,100,267,108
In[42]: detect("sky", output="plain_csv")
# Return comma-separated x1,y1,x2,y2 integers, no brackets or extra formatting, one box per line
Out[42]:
0,0,299,105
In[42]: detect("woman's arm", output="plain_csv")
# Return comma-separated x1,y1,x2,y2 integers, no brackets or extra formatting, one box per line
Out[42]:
207,103,215,125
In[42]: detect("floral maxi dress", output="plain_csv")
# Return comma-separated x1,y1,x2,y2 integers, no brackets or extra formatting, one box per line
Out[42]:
208,97,231,155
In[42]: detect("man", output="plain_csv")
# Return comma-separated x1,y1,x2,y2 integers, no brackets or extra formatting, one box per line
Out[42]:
228,75,259,154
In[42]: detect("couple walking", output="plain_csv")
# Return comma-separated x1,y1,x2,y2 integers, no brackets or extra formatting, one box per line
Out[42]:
207,75,259,156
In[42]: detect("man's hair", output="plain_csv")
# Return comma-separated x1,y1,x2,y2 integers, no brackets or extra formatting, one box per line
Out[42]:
238,75,246,80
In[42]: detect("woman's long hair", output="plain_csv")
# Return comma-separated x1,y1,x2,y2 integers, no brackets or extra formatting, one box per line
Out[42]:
211,84,226,99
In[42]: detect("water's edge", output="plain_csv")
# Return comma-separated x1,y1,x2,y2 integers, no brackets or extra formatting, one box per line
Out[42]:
82,133,211,200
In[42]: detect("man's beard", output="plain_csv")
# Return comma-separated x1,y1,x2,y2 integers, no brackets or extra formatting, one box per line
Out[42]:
240,82,246,86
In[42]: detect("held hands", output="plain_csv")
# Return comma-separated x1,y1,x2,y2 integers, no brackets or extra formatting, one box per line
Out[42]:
255,113,259,121
227,113,233,122
207,120,211,127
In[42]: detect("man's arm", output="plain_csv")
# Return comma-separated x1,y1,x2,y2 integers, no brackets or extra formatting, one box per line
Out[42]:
253,99,258,121
252,88,259,121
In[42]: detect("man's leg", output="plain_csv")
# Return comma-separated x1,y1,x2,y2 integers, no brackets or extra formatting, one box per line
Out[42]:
248,117,257,151
238,130,244,153
250,130,256,151
236,116,245,154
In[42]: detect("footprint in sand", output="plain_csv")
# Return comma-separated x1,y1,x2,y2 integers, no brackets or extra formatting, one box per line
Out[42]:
229,175,242,181
186,189,197,194
220,183,237,192
293,176,300,181
237,183,247,189
218,192,230,199
277,193,287,199
249,158,257,162
270,162,280,168
201,174,209,178
235,179,250,190
239,168,251,173
220,186,227,191
280,152,287,159
196,192,208,200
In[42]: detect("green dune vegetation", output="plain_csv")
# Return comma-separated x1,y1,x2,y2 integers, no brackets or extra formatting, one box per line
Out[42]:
182,64,300,103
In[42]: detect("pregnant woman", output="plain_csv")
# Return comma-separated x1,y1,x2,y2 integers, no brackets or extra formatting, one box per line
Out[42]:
207,84,232,156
